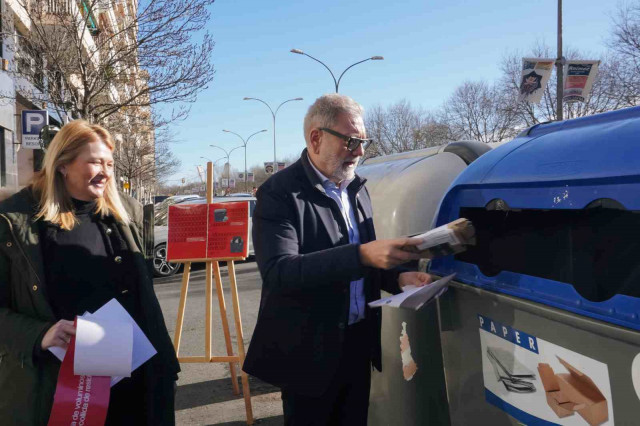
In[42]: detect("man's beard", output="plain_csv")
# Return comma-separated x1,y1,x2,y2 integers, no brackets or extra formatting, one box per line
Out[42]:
328,152,358,183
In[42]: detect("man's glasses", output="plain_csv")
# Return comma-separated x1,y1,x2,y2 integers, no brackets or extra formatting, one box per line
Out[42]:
319,128,374,152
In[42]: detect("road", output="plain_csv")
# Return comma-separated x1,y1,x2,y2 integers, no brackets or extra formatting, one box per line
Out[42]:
154,261,284,425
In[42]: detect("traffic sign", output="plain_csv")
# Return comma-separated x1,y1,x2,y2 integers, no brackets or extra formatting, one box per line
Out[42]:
21,110,48,149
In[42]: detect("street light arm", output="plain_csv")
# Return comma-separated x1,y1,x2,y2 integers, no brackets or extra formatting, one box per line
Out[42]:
223,130,246,146
274,98,303,116
336,58,374,92
301,52,339,92
244,97,275,119
246,129,267,143
228,145,244,157
210,144,229,157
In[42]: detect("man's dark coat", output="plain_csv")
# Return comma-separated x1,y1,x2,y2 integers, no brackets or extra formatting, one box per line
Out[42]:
243,149,399,397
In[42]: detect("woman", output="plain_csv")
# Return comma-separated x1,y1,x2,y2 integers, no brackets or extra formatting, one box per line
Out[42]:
0,120,179,425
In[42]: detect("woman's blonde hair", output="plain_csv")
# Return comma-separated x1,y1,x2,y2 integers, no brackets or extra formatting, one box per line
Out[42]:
31,120,130,230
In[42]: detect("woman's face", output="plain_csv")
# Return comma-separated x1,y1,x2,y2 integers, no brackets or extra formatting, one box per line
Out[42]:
60,140,114,201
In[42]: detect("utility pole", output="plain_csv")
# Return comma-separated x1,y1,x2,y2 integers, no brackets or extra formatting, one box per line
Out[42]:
556,0,564,121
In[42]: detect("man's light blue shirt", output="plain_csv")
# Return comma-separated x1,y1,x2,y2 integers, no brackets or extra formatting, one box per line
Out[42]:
308,156,365,324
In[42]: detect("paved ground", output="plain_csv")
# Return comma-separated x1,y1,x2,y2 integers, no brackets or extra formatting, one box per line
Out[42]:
154,260,284,425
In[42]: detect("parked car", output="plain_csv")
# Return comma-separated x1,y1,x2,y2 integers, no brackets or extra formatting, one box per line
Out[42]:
152,196,257,277
154,195,202,227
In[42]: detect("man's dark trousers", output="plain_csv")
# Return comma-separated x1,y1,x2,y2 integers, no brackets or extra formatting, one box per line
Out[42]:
281,321,371,426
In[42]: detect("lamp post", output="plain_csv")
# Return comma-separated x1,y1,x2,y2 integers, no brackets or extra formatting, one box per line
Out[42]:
200,156,226,194
209,145,243,194
243,97,303,175
222,129,267,191
556,0,564,121
290,48,384,93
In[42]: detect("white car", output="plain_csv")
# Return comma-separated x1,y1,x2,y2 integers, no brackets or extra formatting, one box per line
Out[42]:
152,196,257,277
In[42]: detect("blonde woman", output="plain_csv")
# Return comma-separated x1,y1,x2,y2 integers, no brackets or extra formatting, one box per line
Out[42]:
0,120,179,425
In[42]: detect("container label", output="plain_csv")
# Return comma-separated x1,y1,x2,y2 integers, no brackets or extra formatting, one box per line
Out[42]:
478,314,614,425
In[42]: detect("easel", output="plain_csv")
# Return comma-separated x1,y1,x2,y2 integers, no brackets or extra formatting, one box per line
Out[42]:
172,162,254,424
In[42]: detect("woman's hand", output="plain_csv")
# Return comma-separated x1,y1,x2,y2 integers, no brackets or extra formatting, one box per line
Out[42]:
41,320,76,350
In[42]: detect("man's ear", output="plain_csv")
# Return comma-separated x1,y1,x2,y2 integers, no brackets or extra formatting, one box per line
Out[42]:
309,128,322,154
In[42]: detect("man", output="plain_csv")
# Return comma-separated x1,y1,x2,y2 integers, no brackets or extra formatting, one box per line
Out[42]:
243,94,431,425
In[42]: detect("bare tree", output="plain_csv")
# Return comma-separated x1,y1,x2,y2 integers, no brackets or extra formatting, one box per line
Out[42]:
442,80,520,143
608,1,640,105
7,0,215,124
365,99,454,158
112,114,181,199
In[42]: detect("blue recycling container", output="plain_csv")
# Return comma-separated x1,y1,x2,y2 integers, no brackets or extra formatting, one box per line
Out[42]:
430,106,640,425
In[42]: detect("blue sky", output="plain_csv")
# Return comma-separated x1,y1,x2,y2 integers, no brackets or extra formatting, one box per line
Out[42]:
165,0,616,185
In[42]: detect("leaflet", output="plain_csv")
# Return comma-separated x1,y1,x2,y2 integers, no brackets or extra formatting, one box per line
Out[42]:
368,274,455,310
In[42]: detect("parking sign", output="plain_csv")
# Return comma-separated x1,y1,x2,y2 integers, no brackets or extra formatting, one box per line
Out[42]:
22,110,48,149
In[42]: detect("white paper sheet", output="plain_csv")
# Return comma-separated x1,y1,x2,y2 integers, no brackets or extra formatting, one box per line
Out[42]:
48,299,157,387
91,299,158,386
74,317,133,377
368,274,455,310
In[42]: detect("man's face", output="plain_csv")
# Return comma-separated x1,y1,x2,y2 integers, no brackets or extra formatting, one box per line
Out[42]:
310,112,365,184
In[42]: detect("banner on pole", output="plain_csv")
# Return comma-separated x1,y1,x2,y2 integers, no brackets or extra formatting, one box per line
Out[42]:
563,60,600,103
518,58,555,104
264,162,286,174
238,172,254,182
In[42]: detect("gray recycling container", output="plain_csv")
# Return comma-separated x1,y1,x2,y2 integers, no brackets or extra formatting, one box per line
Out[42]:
431,107,640,425
358,141,491,425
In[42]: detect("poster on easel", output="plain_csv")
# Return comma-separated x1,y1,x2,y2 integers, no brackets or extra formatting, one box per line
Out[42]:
166,204,208,260
167,201,249,261
207,202,249,258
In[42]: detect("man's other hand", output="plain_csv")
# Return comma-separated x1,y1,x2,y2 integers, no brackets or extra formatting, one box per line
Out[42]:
398,271,433,290
359,238,422,270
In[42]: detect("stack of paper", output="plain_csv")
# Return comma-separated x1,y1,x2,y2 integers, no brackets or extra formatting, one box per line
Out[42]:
49,298,157,386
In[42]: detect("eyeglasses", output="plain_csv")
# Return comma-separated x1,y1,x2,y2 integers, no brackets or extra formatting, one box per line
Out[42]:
319,128,374,152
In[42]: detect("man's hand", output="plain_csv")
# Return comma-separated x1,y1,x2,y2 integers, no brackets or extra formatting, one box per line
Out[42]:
398,271,433,290
41,320,75,350
359,238,422,270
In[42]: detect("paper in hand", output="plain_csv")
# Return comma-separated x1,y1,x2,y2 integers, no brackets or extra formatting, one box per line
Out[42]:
74,317,133,377
368,274,456,311
403,219,475,258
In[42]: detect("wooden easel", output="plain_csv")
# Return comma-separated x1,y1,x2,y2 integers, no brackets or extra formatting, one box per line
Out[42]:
172,162,253,424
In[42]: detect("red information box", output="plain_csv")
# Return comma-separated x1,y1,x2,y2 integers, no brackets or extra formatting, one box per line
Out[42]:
167,201,249,261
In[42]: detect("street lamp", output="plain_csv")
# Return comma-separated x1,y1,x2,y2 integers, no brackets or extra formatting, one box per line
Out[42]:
222,129,267,191
290,48,384,92
209,145,243,194
200,156,226,193
243,97,303,175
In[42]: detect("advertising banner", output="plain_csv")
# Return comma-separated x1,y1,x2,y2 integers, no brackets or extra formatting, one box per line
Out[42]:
238,172,254,182
563,60,600,103
167,201,249,260
264,162,286,174
518,58,555,103
478,314,613,425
